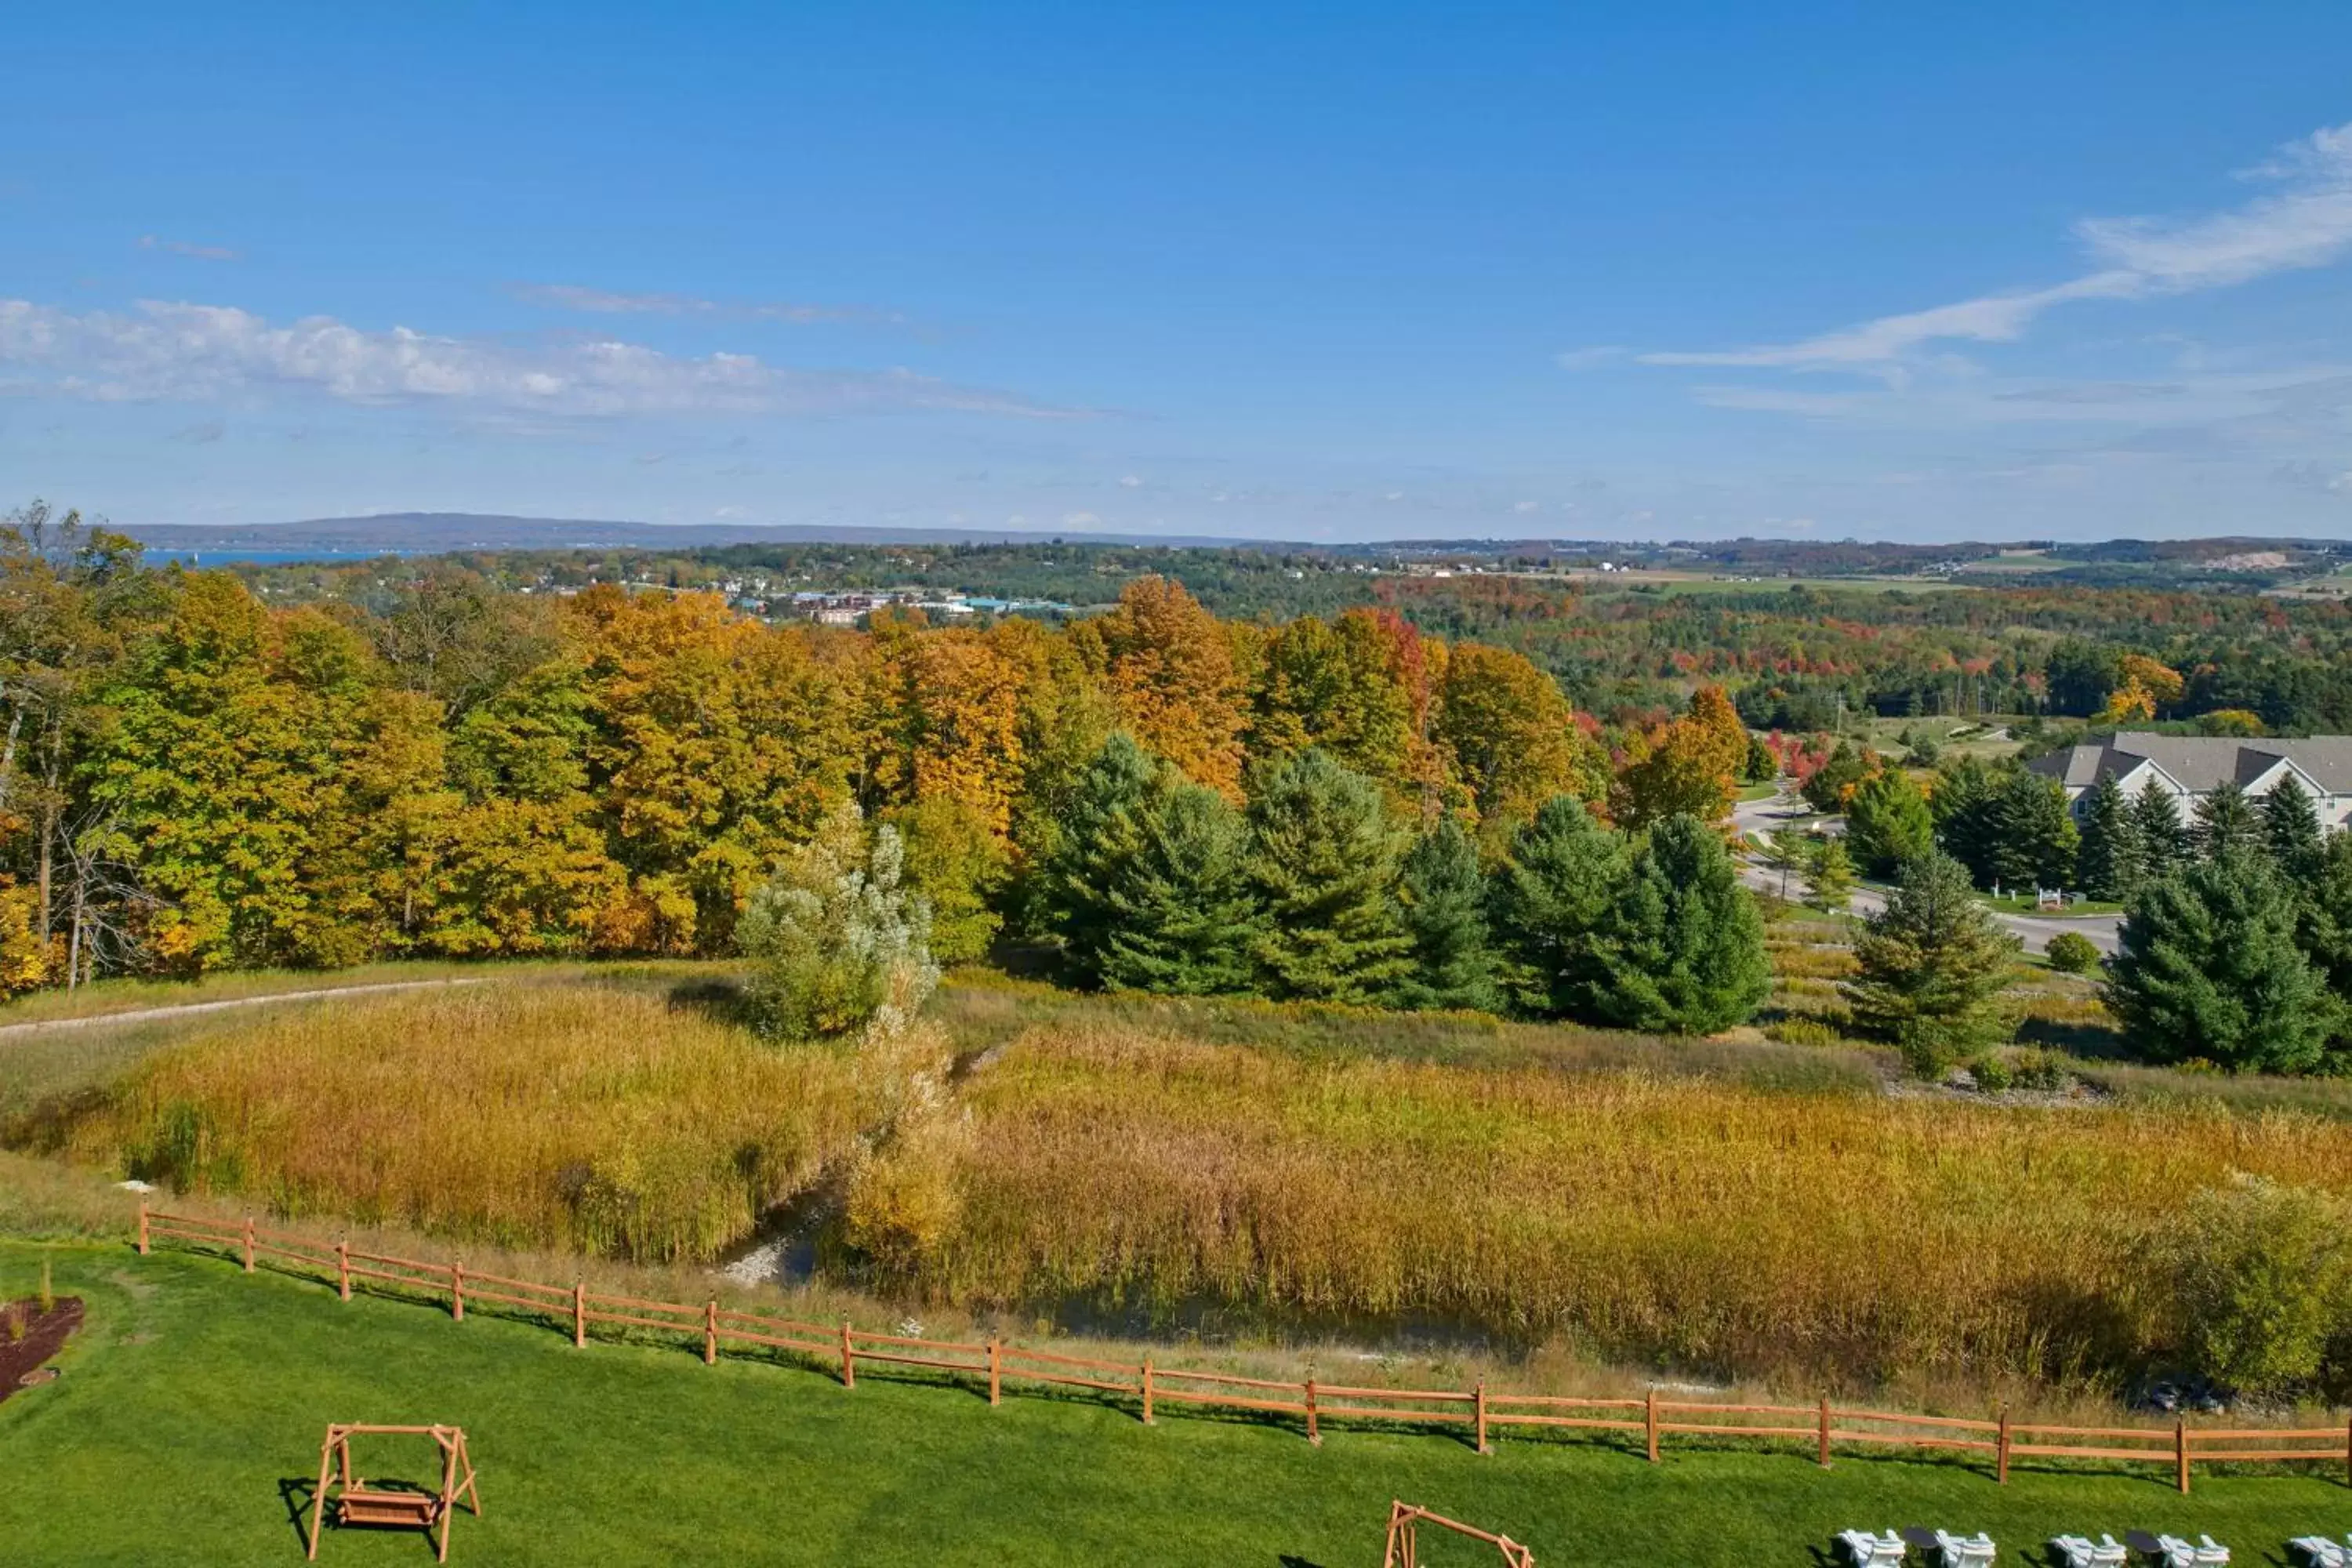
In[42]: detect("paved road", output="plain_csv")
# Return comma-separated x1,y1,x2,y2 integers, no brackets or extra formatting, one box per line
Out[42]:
1732,789,2121,956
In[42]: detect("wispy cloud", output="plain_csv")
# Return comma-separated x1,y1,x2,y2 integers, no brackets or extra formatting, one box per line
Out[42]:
138,235,241,262
510,282,909,328
0,298,1080,419
1638,121,2352,369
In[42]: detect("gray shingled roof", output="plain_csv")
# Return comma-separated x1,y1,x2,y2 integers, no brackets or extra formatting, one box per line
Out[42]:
2027,732,2352,793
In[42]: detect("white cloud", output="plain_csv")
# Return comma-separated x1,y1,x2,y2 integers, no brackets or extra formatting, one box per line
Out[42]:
713,505,750,518
139,235,240,262
1638,120,2352,369
512,282,906,327
0,297,1077,419
1117,474,1142,488
1512,499,1540,513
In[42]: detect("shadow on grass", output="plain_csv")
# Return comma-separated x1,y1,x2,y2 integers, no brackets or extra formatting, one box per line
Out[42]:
277,1477,315,1551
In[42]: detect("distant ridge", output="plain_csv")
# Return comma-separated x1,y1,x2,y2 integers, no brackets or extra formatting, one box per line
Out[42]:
119,512,1273,554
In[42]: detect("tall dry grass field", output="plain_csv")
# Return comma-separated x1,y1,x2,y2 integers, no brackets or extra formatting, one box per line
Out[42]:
896,1024,2352,1388
56,985,867,1261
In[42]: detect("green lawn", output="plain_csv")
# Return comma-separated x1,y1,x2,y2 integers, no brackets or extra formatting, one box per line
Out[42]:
4,1241,2345,1566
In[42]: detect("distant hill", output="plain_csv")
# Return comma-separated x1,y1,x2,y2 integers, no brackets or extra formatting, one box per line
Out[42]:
119,513,1264,554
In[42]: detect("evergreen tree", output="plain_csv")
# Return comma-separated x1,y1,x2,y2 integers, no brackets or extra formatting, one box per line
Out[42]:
1243,748,1414,1004
1490,794,1631,1017
1762,826,1813,901
1033,733,1158,987
2194,780,2263,862
2074,771,2140,901
1093,779,1261,996
1988,773,2080,894
1802,835,1857,913
2292,831,2352,1004
2262,775,2324,877
1843,767,1935,880
1588,814,1770,1034
2107,851,2338,1073
1392,816,1503,1012
1929,753,2003,887
2131,782,2191,869
1842,850,2020,1076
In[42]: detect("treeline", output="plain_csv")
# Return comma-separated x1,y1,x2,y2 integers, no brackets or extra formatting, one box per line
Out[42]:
4,503,1775,1007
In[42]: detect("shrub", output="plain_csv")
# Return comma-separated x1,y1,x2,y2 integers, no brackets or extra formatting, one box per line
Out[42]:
1764,1017,1841,1047
1967,1052,2012,1092
2007,1047,2074,1093
2044,931,2100,974
740,801,938,1041
2167,1176,2352,1392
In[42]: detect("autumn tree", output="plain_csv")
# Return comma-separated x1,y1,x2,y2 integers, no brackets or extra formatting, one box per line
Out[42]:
1432,644,1602,838
1069,576,1249,797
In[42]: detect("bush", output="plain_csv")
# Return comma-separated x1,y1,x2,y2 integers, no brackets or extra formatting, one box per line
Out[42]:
1968,1052,2013,1092
2044,931,2100,974
740,801,938,1041
2167,1177,2352,1392
1764,1017,1842,1047
2008,1047,2074,1093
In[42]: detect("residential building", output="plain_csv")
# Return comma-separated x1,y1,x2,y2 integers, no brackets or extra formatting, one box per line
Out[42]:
2027,731,2352,831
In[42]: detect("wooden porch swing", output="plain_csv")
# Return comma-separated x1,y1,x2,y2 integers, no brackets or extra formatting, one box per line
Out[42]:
304,1423,481,1563
1384,1500,1537,1568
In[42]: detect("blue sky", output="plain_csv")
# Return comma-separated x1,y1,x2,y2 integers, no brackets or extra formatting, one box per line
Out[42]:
6,3,2352,543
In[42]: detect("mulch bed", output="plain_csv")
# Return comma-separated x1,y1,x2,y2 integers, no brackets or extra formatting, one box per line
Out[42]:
0,1297,85,1404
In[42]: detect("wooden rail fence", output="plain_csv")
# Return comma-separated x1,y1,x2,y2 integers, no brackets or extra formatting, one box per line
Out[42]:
138,1205,2352,1494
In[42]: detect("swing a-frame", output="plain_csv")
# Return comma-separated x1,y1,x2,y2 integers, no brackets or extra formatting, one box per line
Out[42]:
1383,1499,1537,1568
305,1423,481,1562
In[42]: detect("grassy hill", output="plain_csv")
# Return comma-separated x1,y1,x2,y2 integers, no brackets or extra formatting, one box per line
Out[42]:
4,1240,2344,1566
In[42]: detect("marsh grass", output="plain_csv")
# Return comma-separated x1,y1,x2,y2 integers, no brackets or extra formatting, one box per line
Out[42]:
42,983,869,1262
899,1022,2352,1390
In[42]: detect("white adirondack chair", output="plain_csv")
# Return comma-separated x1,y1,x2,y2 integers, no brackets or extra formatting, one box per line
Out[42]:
1935,1529,1995,1568
2053,1534,2129,1568
1838,1528,1906,1568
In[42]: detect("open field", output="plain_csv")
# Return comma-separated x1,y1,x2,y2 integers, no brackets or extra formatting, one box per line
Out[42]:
4,1240,2344,1567
27,982,871,1263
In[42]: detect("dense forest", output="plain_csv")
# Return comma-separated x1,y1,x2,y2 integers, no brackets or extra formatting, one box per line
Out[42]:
232,537,2352,733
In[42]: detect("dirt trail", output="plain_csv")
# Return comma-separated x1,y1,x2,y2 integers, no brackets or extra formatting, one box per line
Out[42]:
0,978,488,1042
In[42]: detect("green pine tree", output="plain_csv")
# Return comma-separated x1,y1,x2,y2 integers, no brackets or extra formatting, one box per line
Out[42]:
2130,782,2190,868
1929,753,2003,887
1842,850,2020,1076
2074,771,2140,901
1989,772,2079,893
2194,780,2263,862
1844,767,1935,880
1244,749,1414,1004
1490,794,1631,1017
1033,732,1161,988
2262,775,2324,877
1587,815,1770,1034
2107,851,2339,1073
1802,835,1857,913
1094,779,1263,996
1763,826,1813,901
1392,816,1503,1012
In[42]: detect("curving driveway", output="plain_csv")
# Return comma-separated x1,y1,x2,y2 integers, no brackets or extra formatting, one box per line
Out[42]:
1732,789,2121,956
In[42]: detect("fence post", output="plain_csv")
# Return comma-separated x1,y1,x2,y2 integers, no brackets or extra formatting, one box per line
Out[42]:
1142,1357,1155,1425
1997,1407,2011,1485
704,1299,717,1367
572,1280,586,1348
2176,1417,2190,1495
450,1262,465,1322
336,1240,350,1301
136,1202,150,1255
1817,1395,1831,1468
988,1337,1001,1406
839,1320,855,1389
1646,1389,1659,1463
242,1215,256,1274
1305,1378,1320,1447
1475,1379,1490,1455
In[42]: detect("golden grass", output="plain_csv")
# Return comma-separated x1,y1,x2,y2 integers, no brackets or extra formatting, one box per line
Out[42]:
53,984,868,1262
896,1023,2352,1389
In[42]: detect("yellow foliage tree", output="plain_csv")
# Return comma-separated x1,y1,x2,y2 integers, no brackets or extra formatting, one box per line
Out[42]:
1068,576,1249,797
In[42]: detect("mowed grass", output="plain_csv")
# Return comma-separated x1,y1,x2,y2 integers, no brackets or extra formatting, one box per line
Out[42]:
900,1025,2352,1388
3,1240,2343,1568
41,983,868,1262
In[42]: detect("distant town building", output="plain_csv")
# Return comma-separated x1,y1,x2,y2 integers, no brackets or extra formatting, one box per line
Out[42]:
2027,731,2352,831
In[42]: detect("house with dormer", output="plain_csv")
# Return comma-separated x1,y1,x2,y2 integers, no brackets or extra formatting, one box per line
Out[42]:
2025,731,2352,832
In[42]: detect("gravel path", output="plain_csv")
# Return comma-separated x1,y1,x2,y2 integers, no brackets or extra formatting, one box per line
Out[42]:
0,978,488,1041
